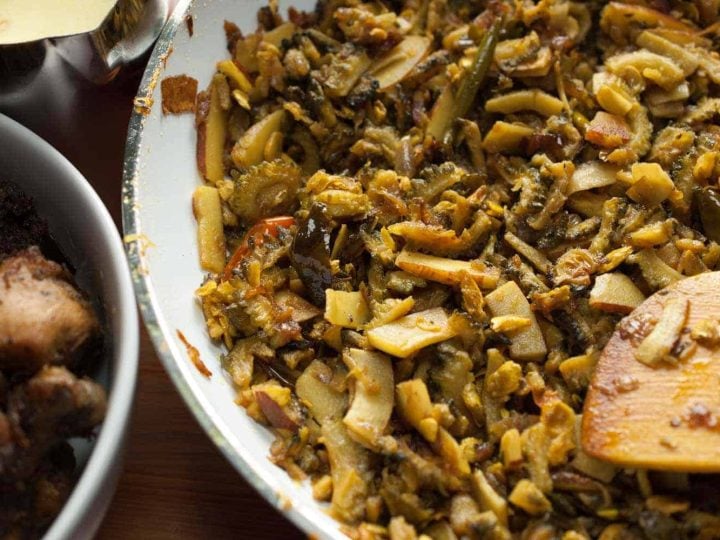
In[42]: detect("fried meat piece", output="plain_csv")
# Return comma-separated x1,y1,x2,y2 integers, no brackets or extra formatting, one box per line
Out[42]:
0,248,100,373
0,366,106,480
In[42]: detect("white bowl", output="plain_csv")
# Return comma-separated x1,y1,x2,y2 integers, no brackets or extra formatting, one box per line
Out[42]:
122,1,345,537
0,114,139,540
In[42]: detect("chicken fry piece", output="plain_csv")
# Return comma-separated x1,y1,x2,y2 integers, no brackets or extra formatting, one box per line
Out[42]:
2,366,107,479
0,248,100,373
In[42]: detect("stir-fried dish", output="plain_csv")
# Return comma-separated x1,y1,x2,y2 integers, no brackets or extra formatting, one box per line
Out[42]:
191,0,720,537
0,181,107,538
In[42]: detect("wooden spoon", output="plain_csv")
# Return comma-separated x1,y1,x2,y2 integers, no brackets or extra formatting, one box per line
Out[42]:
581,271,720,472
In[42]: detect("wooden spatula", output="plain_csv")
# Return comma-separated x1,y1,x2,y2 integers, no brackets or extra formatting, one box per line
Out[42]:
581,271,720,472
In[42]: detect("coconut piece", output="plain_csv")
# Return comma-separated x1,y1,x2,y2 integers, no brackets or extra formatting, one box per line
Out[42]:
230,109,286,168
589,273,646,314
567,161,619,195
324,290,371,329
485,282,547,362
342,349,394,448
626,162,674,206
367,308,458,358
368,36,431,90
395,250,499,288
274,290,322,323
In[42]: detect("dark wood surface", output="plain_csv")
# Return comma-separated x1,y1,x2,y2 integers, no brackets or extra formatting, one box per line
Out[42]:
98,333,300,540
2,57,301,540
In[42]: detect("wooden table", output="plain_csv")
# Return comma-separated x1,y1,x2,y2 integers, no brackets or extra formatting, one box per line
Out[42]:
98,333,300,539
2,56,301,540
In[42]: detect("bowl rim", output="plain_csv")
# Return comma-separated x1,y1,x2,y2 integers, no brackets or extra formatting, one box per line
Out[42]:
0,114,140,540
121,1,332,537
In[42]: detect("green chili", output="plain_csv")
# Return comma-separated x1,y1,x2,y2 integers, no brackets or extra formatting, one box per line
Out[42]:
442,19,502,146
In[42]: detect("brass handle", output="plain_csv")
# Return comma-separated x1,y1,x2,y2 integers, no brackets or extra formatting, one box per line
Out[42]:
54,0,169,84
